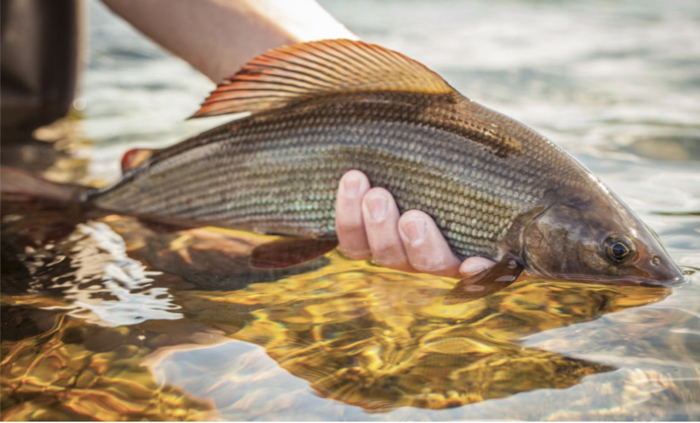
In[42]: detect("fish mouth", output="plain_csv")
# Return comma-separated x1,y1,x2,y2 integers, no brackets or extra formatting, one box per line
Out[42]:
558,274,688,288
525,271,688,288
636,274,688,288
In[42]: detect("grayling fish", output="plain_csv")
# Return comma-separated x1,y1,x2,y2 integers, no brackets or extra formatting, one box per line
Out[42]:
3,39,685,302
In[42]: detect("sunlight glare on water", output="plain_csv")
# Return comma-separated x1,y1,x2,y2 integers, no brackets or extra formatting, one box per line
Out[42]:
1,0,699,420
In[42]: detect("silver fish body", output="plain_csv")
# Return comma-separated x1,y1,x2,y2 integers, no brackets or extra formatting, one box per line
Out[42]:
90,91,588,260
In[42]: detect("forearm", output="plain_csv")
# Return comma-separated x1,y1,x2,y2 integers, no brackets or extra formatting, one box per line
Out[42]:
102,0,357,82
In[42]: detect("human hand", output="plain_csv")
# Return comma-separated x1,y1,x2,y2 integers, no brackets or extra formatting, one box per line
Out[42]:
335,170,496,278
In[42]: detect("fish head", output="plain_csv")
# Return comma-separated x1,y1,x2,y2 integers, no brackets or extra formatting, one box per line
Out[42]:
521,196,685,287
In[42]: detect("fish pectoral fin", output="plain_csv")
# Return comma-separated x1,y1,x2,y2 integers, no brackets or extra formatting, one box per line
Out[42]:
191,39,454,118
249,236,339,269
443,253,524,304
121,148,161,172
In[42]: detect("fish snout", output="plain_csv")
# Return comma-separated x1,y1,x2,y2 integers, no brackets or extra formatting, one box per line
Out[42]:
636,253,687,287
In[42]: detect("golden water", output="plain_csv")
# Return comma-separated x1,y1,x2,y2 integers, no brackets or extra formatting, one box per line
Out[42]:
2,0,700,420
2,194,698,420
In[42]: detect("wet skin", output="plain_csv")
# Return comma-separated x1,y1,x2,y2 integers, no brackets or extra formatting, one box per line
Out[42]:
335,170,496,279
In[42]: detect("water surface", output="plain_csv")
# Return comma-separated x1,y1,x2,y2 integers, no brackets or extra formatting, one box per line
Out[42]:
2,0,699,420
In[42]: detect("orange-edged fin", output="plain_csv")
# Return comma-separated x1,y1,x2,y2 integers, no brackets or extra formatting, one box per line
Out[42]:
121,148,160,172
0,166,85,203
443,253,524,304
192,39,454,118
250,236,338,269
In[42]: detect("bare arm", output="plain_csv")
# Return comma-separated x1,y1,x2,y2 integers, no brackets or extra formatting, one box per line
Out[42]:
102,0,357,82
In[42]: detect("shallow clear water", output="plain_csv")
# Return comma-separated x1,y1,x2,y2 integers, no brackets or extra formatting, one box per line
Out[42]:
2,0,700,420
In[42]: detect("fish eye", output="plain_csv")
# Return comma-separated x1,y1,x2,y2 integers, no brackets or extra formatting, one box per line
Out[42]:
603,235,635,264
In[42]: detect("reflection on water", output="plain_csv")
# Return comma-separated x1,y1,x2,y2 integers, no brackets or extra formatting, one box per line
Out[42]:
222,265,658,411
2,206,697,420
2,0,700,420
0,314,217,421
622,135,700,162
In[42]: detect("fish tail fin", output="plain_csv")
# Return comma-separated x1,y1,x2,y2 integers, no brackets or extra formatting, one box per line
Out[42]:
1,166,89,203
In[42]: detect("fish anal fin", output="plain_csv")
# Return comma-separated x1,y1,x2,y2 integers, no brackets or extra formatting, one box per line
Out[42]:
192,39,454,118
250,236,339,269
121,148,160,172
443,253,524,304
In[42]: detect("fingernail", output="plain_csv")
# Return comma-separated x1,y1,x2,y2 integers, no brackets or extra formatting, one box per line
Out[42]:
366,194,388,222
400,217,426,246
342,174,362,198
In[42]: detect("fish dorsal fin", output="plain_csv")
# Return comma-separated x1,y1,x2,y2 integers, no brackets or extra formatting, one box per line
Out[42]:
192,39,454,118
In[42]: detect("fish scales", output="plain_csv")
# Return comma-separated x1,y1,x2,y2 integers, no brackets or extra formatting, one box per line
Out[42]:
91,91,588,258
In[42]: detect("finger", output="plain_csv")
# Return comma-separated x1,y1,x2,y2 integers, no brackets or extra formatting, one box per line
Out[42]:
361,188,412,272
459,256,496,276
335,170,371,259
398,210,462,277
